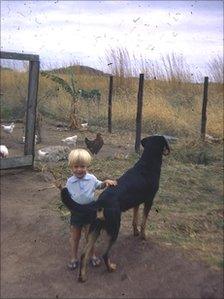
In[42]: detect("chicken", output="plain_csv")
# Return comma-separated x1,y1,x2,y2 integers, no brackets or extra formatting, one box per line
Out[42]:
61,135,77,146
1,122,15,134
205,134,220,143
37,149,49,159
81,122,88,129
0,145,9,158
85,133,104,155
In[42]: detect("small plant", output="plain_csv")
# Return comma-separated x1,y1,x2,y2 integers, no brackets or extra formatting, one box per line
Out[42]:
40,71,80,129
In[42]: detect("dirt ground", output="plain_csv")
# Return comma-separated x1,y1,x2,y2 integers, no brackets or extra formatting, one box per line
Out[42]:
1,122,223,298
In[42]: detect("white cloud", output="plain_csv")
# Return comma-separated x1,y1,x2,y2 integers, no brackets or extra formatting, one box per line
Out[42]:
1,0,223,74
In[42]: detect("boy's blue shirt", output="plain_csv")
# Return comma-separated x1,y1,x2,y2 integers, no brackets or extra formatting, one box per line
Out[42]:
66,173,103,205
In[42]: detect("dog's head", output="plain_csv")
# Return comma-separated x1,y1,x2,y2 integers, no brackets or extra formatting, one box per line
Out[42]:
141,135,170,156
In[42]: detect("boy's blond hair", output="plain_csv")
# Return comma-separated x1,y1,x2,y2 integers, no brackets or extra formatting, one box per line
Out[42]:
68,148,92,167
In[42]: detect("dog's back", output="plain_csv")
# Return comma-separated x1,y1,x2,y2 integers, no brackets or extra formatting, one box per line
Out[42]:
97,166,159,213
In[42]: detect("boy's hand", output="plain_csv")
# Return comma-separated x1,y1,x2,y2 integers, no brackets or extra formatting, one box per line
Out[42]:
104,179,117,187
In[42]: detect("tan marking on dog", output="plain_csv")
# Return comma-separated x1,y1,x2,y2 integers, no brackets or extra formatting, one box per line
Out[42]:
96,208,105,220
140,204,150,240
132,205,140,236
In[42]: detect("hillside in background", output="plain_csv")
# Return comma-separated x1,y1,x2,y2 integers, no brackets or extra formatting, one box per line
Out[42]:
46,64,110,77
0,66,14,72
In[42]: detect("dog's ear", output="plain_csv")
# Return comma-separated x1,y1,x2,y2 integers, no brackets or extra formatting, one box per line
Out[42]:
141,137,148,147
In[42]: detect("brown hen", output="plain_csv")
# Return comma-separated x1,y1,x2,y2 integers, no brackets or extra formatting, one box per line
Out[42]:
85,133,104,155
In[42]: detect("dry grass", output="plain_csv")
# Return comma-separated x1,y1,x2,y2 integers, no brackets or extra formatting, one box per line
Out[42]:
1,52,223,138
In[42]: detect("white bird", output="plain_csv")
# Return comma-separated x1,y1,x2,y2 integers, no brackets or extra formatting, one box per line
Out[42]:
81,122,88,129
22,134,38,144
205,134,220,143
38,149,49,159
61,135,77,146
0,145,9,158
1,122,15,134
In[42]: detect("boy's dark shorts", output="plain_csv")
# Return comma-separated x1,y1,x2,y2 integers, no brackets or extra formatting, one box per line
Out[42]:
70,211,92,228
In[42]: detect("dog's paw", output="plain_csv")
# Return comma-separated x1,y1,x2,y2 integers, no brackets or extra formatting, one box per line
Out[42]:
78,275,87,283
133,227,140,236
108,262,117,272
140,231,147,240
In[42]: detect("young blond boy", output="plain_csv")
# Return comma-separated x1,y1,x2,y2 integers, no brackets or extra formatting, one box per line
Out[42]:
66,148,117,270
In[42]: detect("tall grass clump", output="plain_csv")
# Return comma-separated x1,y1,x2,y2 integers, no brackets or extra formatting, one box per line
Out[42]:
0,67,28,120
207,55,223,83
160,53,193,82
102,47,137,95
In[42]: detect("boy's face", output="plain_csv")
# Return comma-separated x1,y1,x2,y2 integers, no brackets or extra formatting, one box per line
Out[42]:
71,164,87,179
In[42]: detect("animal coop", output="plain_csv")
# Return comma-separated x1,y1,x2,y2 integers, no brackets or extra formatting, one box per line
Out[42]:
0,51,39,169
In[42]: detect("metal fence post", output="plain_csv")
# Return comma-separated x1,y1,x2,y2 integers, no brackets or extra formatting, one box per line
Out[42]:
108,75,113,133
135,73,144,153
200,76,209,141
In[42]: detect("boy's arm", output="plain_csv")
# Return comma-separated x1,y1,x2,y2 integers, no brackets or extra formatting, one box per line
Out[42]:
100,179,117,189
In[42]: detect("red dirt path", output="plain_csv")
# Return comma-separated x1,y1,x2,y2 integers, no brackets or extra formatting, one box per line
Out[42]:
1,168,223,299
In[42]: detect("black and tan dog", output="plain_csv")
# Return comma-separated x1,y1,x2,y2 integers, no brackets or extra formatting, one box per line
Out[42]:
61,135,170,282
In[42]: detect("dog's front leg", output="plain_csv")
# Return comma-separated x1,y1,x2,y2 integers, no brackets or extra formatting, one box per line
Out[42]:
140,202,152,240
132,205,140,236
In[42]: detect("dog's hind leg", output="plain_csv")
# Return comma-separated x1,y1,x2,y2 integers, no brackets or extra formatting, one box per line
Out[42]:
102,236,117,272
132,205,140,236
102,208,121,273
140,201,152,240
78,220,103,282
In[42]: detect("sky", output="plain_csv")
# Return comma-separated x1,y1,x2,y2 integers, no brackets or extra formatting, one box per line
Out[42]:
1,0,223,76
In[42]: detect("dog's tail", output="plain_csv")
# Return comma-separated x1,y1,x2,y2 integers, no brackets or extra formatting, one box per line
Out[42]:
61,188,97,216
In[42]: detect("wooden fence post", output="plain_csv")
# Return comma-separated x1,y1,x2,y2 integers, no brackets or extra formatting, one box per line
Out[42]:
108,75,113,133
135,73,144,153
25,60,40,157
200,76,209,141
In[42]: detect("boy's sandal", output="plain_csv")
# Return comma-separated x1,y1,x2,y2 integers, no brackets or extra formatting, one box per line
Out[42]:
90,256,101,267
67,260,79,270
